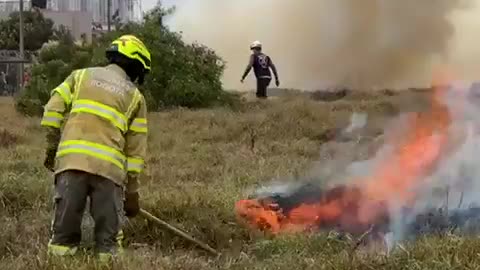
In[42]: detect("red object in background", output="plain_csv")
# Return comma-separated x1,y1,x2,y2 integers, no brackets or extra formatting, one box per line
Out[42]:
23,72,30,87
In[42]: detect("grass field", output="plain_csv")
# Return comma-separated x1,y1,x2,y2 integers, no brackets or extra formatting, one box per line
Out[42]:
1,90,480,269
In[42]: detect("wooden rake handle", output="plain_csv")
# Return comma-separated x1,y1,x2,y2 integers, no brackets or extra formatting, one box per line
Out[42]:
139,208,219,256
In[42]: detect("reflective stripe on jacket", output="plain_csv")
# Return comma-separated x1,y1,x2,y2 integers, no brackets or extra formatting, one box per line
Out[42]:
41,64,148,191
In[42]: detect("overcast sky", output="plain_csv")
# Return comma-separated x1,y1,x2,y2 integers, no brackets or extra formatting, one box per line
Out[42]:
143,0,157,11
143,0,176,12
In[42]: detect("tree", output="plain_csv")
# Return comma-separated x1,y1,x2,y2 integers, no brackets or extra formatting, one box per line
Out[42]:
15,4,238,116
0,9,55,51
114,6,228,109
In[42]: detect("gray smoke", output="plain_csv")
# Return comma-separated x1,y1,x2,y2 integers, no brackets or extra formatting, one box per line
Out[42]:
341,82,480,243
243,81,480,251
166,0,479,90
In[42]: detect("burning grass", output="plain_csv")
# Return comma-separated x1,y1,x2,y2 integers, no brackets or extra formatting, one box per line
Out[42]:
2,89,480,269
236,88,452,236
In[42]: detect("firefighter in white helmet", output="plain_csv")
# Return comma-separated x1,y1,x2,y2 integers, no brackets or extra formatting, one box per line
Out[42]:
241,41,280,98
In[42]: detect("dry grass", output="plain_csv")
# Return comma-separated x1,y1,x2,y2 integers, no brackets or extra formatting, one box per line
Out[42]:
2,90,477,270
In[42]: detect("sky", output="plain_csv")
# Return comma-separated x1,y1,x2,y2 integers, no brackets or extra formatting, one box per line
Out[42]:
142,0,157,11
140,0,480,91
143,0,175,11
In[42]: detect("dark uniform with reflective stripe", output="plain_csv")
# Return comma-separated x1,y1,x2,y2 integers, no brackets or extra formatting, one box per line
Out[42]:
51,170,124,254
241,52,279,98
41,64,148,256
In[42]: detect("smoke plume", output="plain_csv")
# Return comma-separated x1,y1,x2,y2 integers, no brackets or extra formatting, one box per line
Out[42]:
235,81,480,246
166,0,479,90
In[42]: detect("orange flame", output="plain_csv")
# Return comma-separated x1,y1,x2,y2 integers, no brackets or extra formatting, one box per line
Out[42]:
236,67,456,234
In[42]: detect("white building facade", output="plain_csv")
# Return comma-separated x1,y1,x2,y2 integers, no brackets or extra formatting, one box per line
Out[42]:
0,0,142,24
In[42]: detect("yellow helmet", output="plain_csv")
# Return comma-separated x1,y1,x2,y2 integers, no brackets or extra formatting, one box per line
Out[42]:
106,34,151,72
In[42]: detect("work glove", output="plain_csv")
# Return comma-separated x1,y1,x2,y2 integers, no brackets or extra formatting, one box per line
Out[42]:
43,148,56,172
124,192,140,218
275,79,280,87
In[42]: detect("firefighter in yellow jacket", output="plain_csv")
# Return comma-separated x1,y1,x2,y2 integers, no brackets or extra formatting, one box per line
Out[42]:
40,35,151,260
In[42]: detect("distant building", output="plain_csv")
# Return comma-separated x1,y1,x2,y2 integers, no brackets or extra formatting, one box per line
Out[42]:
43,10,93,42
47,0,142,24
0,0,143,41
0,0,32,12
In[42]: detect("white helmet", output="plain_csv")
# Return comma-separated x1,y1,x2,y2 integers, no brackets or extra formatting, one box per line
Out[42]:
250,40,262,50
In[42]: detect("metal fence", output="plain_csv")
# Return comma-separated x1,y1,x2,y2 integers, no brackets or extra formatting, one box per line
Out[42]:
0,63,19,96
0,50,33,96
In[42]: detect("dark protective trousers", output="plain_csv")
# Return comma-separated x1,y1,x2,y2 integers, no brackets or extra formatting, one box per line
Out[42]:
49,170,125,254
256,77,271,98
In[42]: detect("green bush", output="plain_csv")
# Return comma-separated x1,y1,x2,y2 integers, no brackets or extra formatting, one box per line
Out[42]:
15,5,237,116
0,9,55,51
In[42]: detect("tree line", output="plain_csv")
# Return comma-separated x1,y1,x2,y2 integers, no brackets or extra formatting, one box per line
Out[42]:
0,6,237,116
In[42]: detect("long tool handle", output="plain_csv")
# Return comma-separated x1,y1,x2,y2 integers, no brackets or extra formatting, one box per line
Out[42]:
139,209,219,256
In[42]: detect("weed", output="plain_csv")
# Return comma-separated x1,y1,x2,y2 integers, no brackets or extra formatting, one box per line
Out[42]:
3,90,472,269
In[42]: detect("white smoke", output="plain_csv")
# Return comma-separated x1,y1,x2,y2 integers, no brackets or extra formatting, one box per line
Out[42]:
164,0,480,91
243,82,480,251
344,113,368,134
360,82,480,249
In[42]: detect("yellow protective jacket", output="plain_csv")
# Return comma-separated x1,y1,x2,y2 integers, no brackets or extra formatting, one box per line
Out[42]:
40,64,148,193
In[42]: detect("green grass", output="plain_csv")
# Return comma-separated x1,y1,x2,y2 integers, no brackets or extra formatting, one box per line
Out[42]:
2,90,476,270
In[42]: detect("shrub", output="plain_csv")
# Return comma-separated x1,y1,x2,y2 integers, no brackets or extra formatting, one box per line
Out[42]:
15,5,237,115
